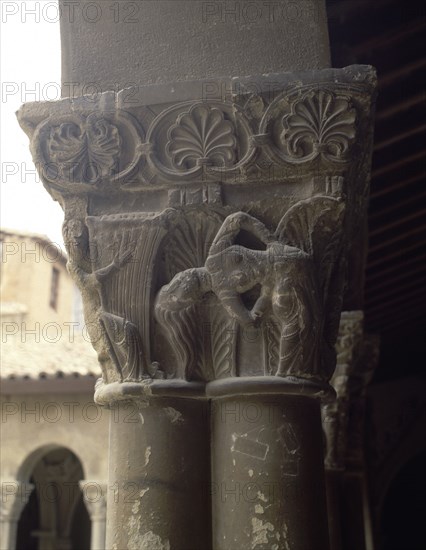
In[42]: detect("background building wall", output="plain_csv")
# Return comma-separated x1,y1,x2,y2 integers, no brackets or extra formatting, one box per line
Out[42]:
1,230,75,327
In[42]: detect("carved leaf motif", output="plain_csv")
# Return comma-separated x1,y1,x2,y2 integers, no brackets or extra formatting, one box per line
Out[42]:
155,305,198,380
166,104,237,169
165,211,222,279
282,91,356,163
48,114,121,183
264,317,280,375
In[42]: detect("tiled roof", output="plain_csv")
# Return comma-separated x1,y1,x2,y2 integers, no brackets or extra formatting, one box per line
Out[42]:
1,332,100,380
0,228,67,264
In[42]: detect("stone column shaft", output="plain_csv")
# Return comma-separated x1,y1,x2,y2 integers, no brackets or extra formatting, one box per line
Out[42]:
80,481,108,550
95,389,211,550
210,387,329,549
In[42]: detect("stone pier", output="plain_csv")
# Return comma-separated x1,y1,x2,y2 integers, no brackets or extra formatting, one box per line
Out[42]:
18,1,377,548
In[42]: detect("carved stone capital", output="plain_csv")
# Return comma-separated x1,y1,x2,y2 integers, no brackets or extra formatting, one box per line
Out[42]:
322,313,380,470
18,66,377,400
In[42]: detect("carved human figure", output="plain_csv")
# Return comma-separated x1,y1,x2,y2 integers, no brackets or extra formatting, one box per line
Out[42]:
63,218,133,381
155,211,322,378
205,212,321,375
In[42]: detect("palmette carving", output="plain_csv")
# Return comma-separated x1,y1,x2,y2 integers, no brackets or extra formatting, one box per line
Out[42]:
166,104,237,169
29,108,144,190
281,91,356,163
18,66,376,194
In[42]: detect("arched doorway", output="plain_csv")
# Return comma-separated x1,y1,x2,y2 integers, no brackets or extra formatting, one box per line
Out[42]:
16,447,91,550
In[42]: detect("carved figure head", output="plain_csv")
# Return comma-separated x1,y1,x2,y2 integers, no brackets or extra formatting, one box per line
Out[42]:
206,245,265,293
62,218,88,261
156,268,211,312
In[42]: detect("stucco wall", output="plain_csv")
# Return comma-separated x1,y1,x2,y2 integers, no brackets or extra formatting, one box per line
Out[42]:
1,392,109,483
1,233,75,328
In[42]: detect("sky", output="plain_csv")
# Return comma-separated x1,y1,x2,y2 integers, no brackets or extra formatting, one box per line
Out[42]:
1,0,64,246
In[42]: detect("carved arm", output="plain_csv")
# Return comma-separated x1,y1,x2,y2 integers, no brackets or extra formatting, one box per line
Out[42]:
94,249,133,282
251,284,273,321
209,212,272,256
217,289,254,326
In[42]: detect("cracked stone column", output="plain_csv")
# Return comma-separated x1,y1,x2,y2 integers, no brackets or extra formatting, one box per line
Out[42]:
18,2,376,548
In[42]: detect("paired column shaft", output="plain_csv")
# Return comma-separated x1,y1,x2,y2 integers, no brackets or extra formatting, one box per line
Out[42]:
211,392,329,550
106,397,211,550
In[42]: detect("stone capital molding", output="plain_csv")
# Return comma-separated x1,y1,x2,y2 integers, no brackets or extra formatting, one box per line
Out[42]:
18,66,377,401
79,481,107,521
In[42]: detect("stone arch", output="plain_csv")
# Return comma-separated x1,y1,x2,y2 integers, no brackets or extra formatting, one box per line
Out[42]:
14,444,91,550
16,443,80,482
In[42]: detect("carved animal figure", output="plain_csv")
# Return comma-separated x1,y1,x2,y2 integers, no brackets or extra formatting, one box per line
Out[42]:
155,197,345,380
205,212,321,376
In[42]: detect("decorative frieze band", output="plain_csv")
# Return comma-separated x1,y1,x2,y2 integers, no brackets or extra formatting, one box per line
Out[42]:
19,65,376,192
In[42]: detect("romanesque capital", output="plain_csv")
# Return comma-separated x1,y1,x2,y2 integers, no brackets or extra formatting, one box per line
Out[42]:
322,312,380,470
17,66,377,401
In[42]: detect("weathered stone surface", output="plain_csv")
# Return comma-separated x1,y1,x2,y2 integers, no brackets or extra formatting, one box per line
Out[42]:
18,61,377,550
321,313,380,550
322,310,365,471
211,393,330,549
106,398,211,550
18,66,377,396
59,0,331,95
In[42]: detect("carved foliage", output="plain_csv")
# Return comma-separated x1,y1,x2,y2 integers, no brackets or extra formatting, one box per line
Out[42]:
155,210,238,381
282,91,356,163
147,100,255,180
48,114,121,183
31,110,143,189
163,210,223,278
20,75,370,192
166,104,237,169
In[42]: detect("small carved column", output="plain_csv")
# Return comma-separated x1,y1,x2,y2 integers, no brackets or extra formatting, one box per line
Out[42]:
322,312,380,550
322,311,364,550
340,335,380,550
18,66,376,549
0,481,34,550
79,481,108,550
